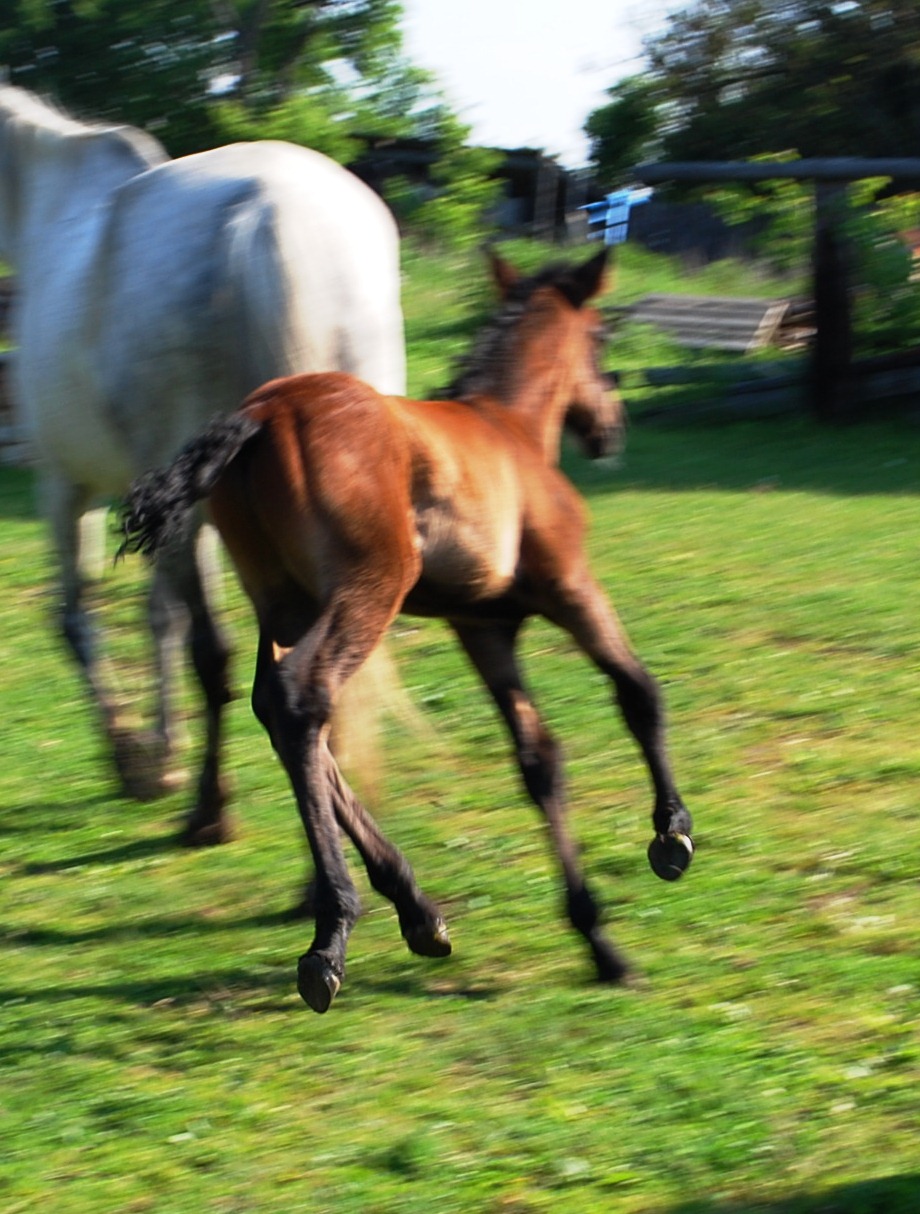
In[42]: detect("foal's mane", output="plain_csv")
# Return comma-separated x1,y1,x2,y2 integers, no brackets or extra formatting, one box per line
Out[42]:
444,261,591,402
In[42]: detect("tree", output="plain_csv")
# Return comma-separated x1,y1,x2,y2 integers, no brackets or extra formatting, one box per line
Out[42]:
586,0,920,177
395,106,502,249
0,0,414,157
0,1,502,245
585,75,662,187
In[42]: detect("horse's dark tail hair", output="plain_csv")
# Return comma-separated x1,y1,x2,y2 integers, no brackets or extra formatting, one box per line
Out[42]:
117,413,262,559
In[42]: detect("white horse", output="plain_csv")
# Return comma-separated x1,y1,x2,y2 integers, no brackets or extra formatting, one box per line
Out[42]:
0,85,406,842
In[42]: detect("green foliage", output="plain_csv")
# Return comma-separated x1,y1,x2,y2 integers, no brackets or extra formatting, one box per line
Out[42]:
844,188,920,355
586,0,920,173
399,110,503,251
585,75,662,189
0,0,503,251
0,0,414,157
708,159,920,355
705,153,814,275
0,0,223,153
211,95,361,164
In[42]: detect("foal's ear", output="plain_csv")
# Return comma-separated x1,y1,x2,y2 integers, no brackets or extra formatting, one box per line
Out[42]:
485,246,520,298
567,247,611,307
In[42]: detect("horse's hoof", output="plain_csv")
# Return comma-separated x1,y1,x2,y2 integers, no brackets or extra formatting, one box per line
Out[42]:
647,832,694,882
404,918,452,959
593,944,631,984
157,766,190,795
111,731,184,802
180,817,234,847
297,953,342,1013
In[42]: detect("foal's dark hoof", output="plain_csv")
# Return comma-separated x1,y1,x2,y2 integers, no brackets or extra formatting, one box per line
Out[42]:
297,952,342,1014
594,948,631,985
404,918,452,959
648,832,694,881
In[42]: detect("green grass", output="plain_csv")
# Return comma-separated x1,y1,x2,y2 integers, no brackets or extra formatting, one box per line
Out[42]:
1,246,918,1213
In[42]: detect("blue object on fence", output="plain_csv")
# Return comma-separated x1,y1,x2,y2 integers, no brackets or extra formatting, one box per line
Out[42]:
581,188,651,245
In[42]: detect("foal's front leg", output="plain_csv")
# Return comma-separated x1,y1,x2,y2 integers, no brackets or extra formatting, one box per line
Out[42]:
543,571,694,881
453,622,630,984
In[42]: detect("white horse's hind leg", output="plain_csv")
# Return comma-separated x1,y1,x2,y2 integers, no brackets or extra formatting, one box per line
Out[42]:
152,523,234,846
147,561,193,801
78,507,108,582
42,473,100,694
42,471,177,801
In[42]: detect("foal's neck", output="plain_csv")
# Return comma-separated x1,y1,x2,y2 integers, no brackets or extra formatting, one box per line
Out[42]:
493,366,570,466
491,314,576,465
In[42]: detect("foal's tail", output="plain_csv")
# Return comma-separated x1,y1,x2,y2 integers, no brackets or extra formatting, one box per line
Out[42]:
118,414,262,558
117,404,433,805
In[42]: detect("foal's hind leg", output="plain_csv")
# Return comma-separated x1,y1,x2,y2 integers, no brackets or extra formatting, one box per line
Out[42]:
287,766,451,960
325,760,451,959
252,622,360,1012
453,622,630,984
254,583,445,1011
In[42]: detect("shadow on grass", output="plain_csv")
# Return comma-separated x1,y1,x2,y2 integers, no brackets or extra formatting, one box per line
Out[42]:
1,908,505,1008
346,969,500,1004
0,907,294,947
0,958,501,1036
564,414,920,499
19,832,183,873
0,966,296,1023
0,793,128,836
668,1173,920,1214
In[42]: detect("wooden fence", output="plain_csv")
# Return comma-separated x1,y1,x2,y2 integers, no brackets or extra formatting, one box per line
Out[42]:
633,157,920,422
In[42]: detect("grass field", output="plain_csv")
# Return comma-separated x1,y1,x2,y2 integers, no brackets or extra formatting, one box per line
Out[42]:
1,245,918,1213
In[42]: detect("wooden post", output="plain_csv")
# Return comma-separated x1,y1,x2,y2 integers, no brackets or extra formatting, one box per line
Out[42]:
631,161,920,424
810,182,854,422
532,157,556,239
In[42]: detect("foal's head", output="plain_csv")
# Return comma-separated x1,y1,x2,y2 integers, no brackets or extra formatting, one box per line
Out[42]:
453,248,625,462
550,263,625,462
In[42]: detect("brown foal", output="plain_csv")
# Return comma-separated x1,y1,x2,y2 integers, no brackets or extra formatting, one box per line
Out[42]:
120,248,693,1012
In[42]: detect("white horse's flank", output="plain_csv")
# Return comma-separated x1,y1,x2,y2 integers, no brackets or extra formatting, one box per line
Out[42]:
0,85,405,831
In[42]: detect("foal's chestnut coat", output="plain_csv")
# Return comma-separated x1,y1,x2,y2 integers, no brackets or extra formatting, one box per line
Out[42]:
121,249,693,1012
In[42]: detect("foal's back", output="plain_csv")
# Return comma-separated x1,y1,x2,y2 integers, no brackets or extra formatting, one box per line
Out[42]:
210,371,586,620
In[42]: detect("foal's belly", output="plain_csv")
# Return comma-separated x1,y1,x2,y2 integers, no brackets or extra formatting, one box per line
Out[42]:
412,504,519,601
